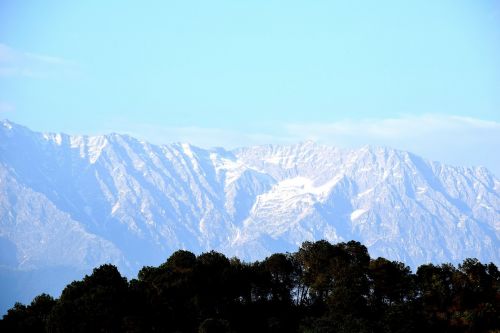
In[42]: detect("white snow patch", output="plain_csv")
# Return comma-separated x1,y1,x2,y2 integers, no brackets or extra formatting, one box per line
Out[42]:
88,136,108,164
264,156,282,165
479,203,493,210
41,133,62,145
181,143,194,158
416,187,428,194
111,202,120,214
255,175,342,206
70,136,84,148
351,208,368,220
54,133,62,145
357,188,374,198
2,120,12,130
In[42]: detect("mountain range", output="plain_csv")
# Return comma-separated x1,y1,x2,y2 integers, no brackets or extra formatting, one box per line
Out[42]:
0,119,498,312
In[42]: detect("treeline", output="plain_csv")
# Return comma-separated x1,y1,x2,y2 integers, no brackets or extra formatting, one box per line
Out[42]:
1,240,499,333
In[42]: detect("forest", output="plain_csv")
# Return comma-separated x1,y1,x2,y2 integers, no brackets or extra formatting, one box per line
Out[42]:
1,240,499,333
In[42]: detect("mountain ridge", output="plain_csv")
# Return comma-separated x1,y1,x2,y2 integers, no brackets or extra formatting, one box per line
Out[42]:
2,121,500,265
0,119,498,274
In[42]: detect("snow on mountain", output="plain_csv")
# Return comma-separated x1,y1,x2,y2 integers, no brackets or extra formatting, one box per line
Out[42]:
0,119,498,278
231,144,499,264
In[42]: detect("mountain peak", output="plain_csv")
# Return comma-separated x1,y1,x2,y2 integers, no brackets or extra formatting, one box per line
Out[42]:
1,118,13,129
0,121,498,273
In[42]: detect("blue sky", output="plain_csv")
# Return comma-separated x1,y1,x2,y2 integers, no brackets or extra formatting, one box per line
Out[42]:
1,1,499,174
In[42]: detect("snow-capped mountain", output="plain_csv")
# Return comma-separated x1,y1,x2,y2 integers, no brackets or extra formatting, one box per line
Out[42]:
0,119,499,309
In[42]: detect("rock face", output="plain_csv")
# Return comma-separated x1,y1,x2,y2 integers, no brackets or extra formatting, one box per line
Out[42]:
0,119,499,283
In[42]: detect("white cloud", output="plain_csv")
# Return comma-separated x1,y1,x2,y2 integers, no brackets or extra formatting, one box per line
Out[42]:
283,115,500,176
0,43,78,78
284,115,500,144
0,101,15,113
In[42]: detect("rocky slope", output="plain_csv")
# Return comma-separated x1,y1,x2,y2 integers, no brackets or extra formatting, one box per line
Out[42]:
0,119,498,310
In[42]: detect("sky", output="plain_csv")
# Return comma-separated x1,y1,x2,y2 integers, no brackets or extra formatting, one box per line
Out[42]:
0,0,499,175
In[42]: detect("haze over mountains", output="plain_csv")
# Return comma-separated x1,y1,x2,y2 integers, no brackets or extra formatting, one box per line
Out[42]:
0,119,499,311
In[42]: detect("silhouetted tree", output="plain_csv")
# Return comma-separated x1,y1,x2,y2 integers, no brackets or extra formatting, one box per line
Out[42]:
47,264,128,333
2,240,499,333
1,294,56,332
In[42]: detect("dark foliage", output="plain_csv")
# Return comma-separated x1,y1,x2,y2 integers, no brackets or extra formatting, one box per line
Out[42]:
1,240,498,332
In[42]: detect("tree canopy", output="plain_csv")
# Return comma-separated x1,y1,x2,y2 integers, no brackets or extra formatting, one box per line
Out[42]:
2,240,498,333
